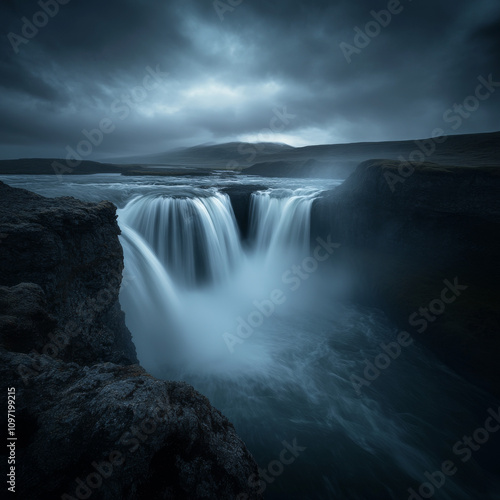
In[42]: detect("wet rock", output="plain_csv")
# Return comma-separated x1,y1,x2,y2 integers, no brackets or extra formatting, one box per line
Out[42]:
0,181,261,500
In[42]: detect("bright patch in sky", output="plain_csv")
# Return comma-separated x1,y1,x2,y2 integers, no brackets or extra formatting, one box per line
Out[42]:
182,80,282,106
239,127,344,147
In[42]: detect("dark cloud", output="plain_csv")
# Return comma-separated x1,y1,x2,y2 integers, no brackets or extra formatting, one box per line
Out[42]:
0,0,499,158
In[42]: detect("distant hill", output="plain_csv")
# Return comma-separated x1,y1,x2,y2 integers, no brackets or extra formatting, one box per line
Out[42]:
243,131,500,178
0,132,498,178
109,142,295,168
0,158,136,175
112,131,500,178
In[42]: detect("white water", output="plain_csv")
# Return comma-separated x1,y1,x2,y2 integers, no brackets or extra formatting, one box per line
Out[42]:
118,224,183,366
2,174,499,500
117,187,323,375
116,185,500,500
250,188,318,256
119,188,242,286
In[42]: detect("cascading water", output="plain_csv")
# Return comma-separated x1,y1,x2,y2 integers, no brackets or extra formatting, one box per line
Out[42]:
117,186,500,500
250,187,319,256
6,175,498,500
119,188,243,286
117,187,323,376
118,224,184,367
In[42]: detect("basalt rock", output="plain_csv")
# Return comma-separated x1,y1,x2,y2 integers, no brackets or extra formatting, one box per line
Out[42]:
311,159,500,266
1,350,260,499
0,181,261,500
0,181,135,365
311,160,500,397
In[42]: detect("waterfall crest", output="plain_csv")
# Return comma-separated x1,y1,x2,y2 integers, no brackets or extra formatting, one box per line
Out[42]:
249,187,319,257
117,187,323,372
119,189,243,287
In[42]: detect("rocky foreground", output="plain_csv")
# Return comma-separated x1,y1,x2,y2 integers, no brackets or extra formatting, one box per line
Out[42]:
0,182,261,500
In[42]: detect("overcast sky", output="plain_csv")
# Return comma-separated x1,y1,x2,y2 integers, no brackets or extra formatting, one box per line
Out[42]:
1,0,499,159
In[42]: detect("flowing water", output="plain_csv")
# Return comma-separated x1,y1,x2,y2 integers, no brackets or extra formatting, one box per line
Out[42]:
2,173,499,500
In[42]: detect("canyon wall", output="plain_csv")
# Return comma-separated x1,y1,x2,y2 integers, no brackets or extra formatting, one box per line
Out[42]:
0,181,261,500
311,160,500,396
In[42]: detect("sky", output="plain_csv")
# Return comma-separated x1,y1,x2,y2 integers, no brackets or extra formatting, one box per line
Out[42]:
0,0,499,159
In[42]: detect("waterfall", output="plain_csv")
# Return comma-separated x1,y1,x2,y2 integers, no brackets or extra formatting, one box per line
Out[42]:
118,224,184,368
116,187,323,373
249,187,319,257
119,189,243,287
116,186,488,500
7,174,498,500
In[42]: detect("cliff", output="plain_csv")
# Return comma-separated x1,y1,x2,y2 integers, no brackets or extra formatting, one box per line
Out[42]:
312,160,500,396
0,181,261,499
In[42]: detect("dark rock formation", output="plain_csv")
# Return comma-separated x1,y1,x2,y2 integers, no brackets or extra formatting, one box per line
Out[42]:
0,181,136,365
311,160,500,396
222,185,267,240
1,350,259,500
312,159,499,265
0,181,261,500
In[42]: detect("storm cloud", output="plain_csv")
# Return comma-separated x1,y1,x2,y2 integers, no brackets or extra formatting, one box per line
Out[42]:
1,0,499,158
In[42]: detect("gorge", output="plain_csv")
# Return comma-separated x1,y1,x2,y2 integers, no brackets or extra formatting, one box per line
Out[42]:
1,159,499,499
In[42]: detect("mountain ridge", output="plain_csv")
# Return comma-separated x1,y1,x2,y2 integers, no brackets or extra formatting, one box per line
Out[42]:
0,131,498,178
